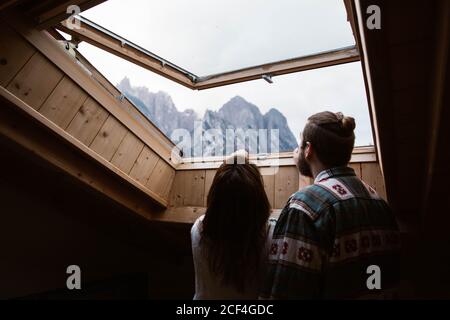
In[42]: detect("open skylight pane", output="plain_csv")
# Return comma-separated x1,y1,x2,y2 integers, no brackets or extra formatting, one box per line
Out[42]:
82,0,355,76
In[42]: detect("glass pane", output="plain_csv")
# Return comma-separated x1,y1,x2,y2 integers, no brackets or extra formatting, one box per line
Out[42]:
78,42,373,158
83,0,355,76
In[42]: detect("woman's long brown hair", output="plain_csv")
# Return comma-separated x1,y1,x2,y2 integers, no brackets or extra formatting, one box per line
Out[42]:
201,154,271,292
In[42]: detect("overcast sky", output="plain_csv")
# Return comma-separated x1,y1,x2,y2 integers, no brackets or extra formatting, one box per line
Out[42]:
77,0,373,146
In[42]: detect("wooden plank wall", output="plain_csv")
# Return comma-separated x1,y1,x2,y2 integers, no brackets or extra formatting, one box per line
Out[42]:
0,20,175,206
71,47,176,159
169,162,386,209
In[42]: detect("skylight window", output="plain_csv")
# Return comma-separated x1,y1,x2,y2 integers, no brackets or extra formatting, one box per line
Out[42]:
77,42,373,157
81,0,355,76
64,0,371,158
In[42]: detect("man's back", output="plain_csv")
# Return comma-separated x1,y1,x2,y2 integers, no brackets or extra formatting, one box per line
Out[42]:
260,166,400,299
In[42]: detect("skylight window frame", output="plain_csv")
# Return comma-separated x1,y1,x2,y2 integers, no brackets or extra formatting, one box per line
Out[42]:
56,15,360,90
58,15,197,88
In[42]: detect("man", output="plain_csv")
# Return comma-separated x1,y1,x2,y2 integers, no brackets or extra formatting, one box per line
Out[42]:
260,111,400,299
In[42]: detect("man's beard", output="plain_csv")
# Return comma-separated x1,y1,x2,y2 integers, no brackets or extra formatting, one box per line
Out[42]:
298,148,313,178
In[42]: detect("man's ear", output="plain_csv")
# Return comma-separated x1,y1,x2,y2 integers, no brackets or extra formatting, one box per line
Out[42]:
305,142,312,159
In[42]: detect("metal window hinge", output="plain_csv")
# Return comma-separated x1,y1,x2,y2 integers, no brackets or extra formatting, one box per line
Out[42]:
262,74,273,84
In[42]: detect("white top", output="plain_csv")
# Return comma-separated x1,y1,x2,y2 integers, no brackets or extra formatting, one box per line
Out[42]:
191,215,276,300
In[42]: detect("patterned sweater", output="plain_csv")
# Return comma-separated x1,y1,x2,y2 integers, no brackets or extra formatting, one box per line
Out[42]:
260,166,400,299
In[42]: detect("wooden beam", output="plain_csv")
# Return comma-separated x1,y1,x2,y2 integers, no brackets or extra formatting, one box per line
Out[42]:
195,46,360,90
349,0,379,166
57,17,197,89
353,0,392,202
343,0,359,48
56,16,359,90
0,85,169,208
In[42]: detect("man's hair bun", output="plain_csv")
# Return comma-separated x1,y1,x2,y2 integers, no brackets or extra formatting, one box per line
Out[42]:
341,116,356,134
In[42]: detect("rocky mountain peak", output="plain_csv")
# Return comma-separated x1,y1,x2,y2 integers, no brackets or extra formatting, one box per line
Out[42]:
218,96,264,129
118,77,132,92
117,77,298,155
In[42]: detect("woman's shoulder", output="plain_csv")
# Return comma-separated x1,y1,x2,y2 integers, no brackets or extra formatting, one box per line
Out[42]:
192,214,205,228
191,214,205,243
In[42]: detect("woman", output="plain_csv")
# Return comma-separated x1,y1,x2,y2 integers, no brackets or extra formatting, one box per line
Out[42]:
191,152,273,299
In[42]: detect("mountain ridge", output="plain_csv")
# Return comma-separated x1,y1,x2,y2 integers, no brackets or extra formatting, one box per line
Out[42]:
117,77,298,156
